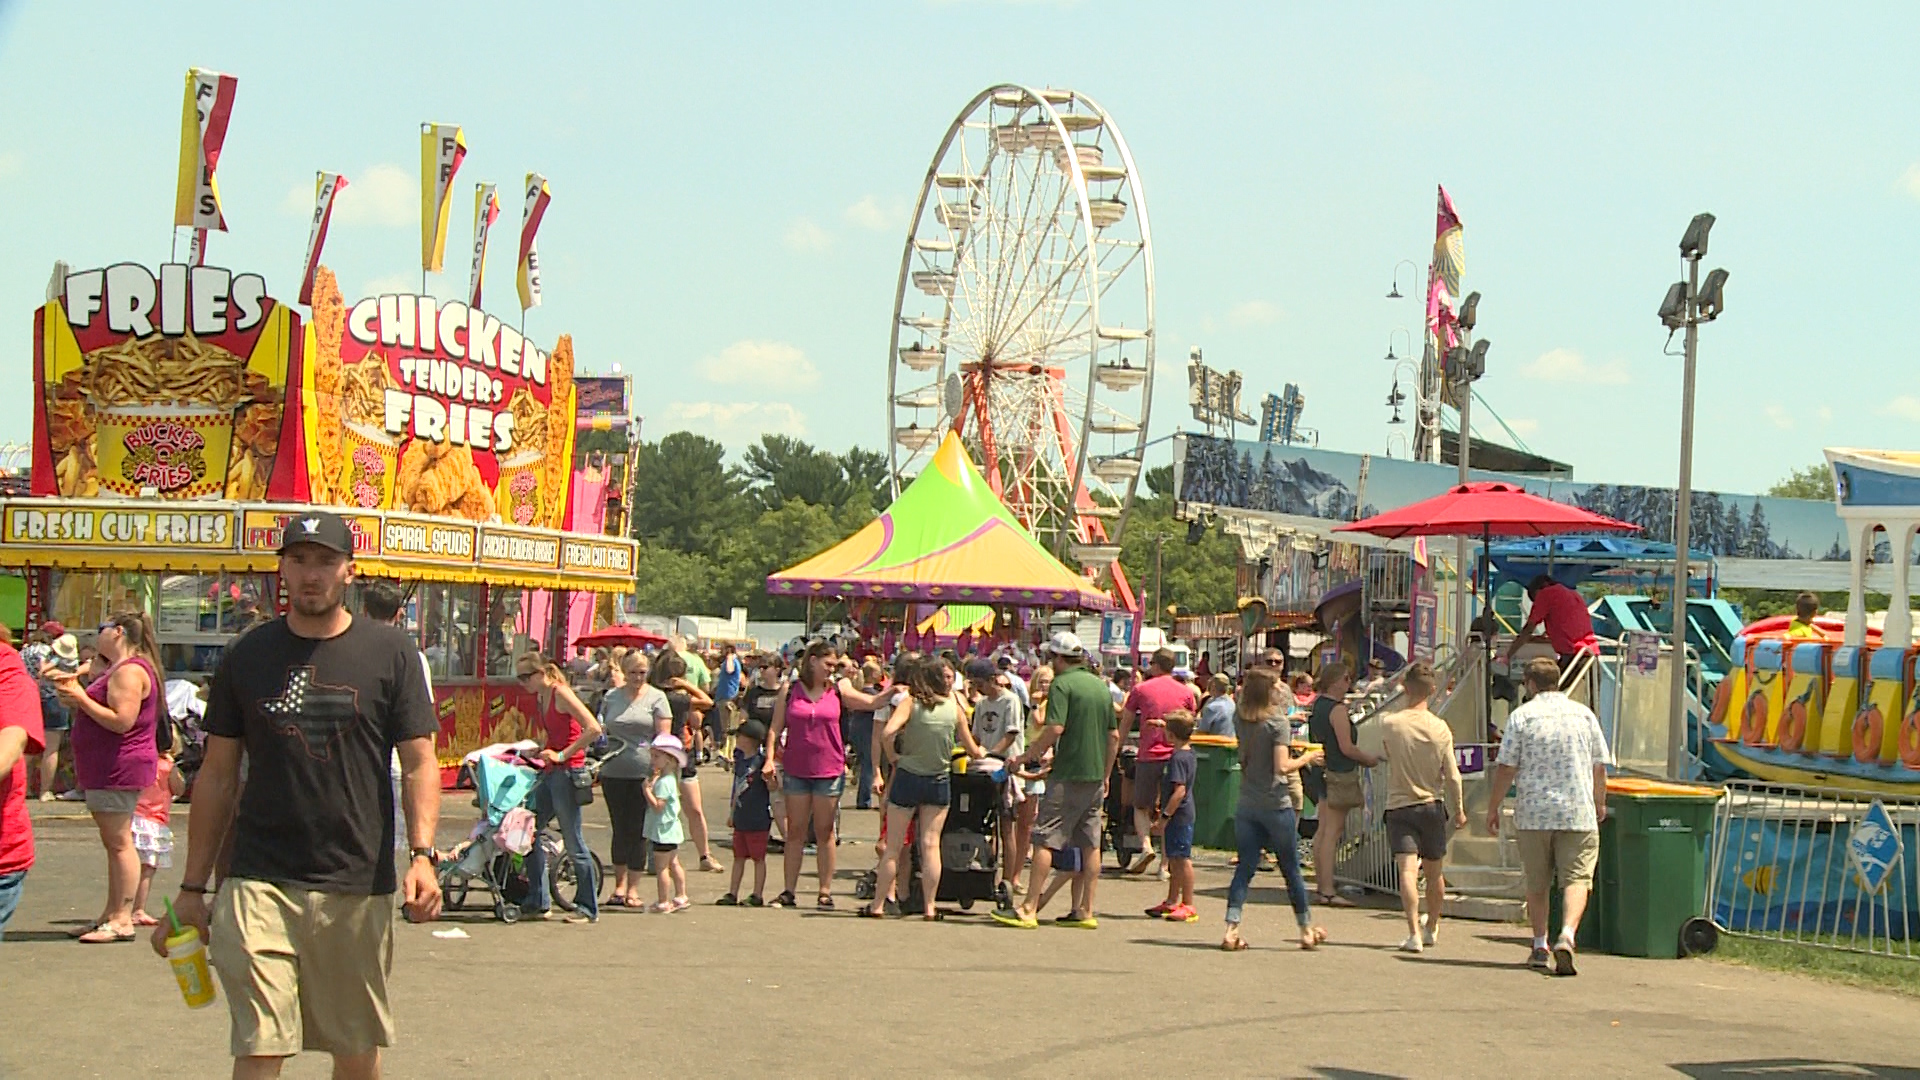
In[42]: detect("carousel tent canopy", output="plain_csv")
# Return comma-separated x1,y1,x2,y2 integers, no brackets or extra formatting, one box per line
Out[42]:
766,432,1113,610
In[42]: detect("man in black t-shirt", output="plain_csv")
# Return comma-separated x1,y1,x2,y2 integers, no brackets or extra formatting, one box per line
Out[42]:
154,511,441,1077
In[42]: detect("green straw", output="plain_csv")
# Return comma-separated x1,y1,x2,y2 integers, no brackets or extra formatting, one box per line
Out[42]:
163,895,182,935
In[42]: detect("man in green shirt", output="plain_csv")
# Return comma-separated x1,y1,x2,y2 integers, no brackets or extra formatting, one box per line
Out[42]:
673,636,711,692
994,631,1117,930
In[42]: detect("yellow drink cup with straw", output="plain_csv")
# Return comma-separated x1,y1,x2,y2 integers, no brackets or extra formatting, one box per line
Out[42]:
163,897,217,1009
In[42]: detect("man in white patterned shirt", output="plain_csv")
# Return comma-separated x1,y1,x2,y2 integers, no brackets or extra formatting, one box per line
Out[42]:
1485,656,1611,977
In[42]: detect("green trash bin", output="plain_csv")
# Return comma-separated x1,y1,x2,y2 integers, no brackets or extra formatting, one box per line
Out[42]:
1551,778,1720,957
1189,735,1241,850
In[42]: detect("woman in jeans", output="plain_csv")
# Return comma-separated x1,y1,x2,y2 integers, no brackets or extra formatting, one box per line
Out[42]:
518,653,604,923
861,655,985,920
762,641,884,909
53,612,162,943
650,653,720,872
597,651,672,907
1222,667,1326,952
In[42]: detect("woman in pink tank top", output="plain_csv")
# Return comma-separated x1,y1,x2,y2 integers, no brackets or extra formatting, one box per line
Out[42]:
53,611,163,943
762,640,886,909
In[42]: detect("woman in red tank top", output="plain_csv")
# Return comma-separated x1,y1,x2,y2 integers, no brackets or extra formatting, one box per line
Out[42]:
516,653,603,922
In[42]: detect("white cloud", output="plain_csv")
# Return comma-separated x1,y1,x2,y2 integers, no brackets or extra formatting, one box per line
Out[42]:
844,195,897,231
699,339,820,390
0,152,20,179
1899,163,1920,202
1763,404,1794,430
283,163,413,227
1879,395,1920,422
1817,405,1834,424
1518,347,1630,386
655,401,808,444
783,218,833,252
1227,300,1280,327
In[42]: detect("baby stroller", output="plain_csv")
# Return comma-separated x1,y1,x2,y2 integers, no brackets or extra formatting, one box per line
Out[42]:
1104,745,1145,872
440,751,542,923
879,762,1008,914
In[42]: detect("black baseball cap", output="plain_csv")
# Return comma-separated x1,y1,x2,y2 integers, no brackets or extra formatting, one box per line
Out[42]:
962,657,998,681
277,511,356,556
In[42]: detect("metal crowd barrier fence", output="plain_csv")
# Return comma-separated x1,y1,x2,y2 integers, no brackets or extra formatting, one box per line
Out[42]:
1706,779,1918,961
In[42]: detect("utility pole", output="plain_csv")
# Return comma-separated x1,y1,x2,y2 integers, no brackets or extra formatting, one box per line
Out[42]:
1449,293,1485,663
1659,213,1729,779
1153,532,1166,631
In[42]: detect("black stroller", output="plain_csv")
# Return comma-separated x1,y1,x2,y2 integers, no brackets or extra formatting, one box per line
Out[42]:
1104,745,1146,872
902,766,1008,913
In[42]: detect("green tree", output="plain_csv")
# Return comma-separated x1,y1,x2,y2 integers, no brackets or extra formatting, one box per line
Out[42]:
629,432,749,553
628,543,721,615
1117,472,1237,619
742,435,850,509
714,498,852,619
839,446,894,508
1766,463,1835,502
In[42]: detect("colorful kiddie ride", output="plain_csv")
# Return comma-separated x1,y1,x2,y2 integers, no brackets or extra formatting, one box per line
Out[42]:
1707,449,1920,796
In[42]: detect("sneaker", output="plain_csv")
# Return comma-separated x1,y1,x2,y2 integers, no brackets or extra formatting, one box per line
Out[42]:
37,791,54,802
1163,904,1199,923
1552,937,1578,977
1421,923,1438,948
1528,946,1552,970
1398,935,1424,954
1144,900,1175,918
57,789,84,801
991,909,1039,929
564,912,598,924
1055,914,1099,930
745,895,764,908
715,894,739,906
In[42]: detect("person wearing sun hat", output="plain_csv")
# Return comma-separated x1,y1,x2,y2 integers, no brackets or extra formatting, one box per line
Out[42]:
994,631,1116,930
643,734,691,913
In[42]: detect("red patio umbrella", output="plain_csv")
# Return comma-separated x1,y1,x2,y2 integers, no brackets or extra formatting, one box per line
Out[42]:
573,624,671,650
1335,482,1639,733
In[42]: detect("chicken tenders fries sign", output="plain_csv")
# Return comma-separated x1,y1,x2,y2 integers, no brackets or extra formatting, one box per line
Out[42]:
31,263,296,502
300,266,577,528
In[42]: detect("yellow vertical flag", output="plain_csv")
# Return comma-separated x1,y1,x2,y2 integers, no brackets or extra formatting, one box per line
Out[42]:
420,123,467,273
172,68,237,231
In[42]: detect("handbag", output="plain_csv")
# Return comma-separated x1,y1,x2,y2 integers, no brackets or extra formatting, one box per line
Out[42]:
569,765,594,807
1301,764,1327,808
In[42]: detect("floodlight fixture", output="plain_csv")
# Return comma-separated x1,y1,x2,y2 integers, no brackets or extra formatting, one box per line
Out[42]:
1696,268,1729,321
1658,281,1688,329
1467,338,1491,380
1457,291,1481,333
1679,213,1715,260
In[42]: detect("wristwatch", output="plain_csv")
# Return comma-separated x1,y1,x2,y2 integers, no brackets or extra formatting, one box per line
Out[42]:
409,847,439,866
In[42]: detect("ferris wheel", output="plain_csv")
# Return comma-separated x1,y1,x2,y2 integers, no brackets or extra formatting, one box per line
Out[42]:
886,84,1155,601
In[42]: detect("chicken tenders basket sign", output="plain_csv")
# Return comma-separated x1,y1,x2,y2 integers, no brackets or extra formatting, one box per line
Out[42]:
300,266,577,528
31,263,297,502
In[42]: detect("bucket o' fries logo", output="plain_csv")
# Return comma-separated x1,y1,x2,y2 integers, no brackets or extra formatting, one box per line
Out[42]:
119,419,207,492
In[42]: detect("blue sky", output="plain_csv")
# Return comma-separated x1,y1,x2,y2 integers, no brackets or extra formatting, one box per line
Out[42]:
2,1,1917,494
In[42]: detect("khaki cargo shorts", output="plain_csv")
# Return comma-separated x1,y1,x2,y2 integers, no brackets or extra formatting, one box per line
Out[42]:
1517,829,1600,893
209,879,396,1058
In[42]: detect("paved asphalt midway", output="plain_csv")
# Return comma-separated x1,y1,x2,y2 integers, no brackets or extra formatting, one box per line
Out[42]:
4,768,1916,1079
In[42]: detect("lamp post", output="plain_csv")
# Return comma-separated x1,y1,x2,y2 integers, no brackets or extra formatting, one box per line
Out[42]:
1387,259,1418,299
1443,294,1482,664
1658,213,1729,779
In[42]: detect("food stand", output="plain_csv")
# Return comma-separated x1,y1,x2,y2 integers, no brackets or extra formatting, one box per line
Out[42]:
10,260,637,782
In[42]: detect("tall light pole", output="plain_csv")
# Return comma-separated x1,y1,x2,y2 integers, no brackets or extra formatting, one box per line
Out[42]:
1659,213,1729,779
1445,296,1489,735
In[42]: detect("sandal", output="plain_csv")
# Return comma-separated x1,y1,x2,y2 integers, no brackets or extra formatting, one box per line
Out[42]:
68,922,109,939
1318,892,1355,908
700,857,725,873
922,911,944,922
770,891,798,909
816,895,835,910
77,925,135,944
1300,926,1328,951
1221,935,1250,952
130,912,160,927
856,905,885,919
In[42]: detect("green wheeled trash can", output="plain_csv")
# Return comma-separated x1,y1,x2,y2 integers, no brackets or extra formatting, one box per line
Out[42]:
1581,777,1722,957
1189,734,1241,850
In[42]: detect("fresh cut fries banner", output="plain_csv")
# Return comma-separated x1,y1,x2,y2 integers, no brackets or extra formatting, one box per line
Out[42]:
299,265,576,528
31,261,580,535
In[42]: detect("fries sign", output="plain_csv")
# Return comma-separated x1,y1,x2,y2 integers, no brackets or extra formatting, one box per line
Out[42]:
31,262,296,502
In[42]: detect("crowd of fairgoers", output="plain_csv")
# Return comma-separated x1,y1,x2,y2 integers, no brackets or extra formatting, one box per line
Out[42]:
4,611,1610,972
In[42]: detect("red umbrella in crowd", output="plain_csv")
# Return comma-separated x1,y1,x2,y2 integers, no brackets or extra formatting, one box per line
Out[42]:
1335,482,1639,731
573,624,671,650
